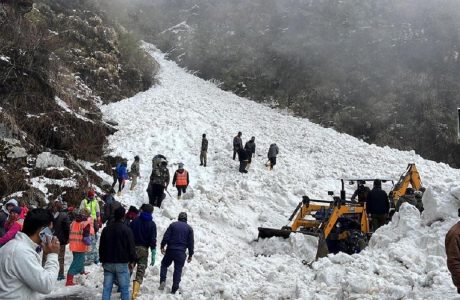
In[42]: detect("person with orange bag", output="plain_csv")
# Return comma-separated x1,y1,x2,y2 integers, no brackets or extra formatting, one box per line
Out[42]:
65,208,93,286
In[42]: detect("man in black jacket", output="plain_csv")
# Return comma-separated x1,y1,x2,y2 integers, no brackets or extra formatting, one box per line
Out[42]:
51,199,70,281
129,204,157,299
99,206,137,300
366,179,390,231
238,147,249,173
244,137,256,169
102,189,122,226
159,212,194,294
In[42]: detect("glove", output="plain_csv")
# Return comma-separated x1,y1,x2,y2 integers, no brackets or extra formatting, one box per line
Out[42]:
150,248,157,266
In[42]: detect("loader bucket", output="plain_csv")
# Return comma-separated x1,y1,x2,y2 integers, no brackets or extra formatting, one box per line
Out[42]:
315,235,329,259
257,227,292,239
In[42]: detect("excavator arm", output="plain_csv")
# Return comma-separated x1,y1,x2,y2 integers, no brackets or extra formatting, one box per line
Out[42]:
389,163,423,205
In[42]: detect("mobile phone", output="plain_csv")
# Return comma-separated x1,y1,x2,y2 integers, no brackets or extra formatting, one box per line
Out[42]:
39,227,54,244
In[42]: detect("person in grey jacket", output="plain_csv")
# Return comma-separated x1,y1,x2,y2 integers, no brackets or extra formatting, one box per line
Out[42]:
267,143,279,170
130,156,141,190
200,134,208,167
233,132,242,160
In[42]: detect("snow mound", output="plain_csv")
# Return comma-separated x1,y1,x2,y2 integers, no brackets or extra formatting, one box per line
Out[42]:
49,43,460,299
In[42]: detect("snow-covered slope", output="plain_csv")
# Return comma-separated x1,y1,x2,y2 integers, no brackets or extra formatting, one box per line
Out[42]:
49,44,460,299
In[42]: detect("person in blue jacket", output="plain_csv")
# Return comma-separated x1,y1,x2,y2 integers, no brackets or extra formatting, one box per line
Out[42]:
159,212,194,294
116,160,129,196
129,204,157,299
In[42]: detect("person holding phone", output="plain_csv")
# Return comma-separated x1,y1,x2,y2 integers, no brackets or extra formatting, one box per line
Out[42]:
0,208,60,299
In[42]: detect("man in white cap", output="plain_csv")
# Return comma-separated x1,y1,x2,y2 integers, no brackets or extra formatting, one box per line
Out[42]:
0,199,18,237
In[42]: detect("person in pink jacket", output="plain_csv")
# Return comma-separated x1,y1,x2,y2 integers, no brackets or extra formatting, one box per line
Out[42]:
0,206,23,246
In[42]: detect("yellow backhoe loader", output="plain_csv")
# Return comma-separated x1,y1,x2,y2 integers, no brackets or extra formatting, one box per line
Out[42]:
389,163,424,212
258,180,371,259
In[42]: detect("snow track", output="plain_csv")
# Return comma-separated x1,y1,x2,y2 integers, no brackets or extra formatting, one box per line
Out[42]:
49,44,460,299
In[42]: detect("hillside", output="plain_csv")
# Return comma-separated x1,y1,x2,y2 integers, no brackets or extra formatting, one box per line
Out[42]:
47,44,460,299
0,0,158,207
99,0,460,168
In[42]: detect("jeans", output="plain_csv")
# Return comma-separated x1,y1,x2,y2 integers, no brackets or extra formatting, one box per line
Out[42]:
160,250,186,292
85,234,99,264
102,263,131,300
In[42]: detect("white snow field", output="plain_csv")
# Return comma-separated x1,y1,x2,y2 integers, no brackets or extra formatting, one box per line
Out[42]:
48,43,460,299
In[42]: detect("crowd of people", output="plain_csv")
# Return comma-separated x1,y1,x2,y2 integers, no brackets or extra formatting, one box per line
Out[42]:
0,193,194,299
0,131,277,299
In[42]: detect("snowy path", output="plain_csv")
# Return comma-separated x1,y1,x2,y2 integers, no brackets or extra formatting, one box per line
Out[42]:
50,44,460,299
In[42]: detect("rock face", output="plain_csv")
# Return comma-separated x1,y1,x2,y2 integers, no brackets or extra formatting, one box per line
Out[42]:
0,0,159,205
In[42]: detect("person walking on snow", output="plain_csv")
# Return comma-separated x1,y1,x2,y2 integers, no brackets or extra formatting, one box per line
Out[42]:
233,132,243,160
159,212,194,294
173,163,189,199
102,189,122,226
147,156,170,208
0,199,18,237
244,136,256,169
129,204,157,299
79,190,101,265
99,206,137,300
0,206,23,247
366,179,389,231
200,134,208,167
130,156,141,190
66,209,93,286
446,212,460,294
49,199,70,281
238,147,249,173
267,143,279,170
116,160,129,196
0,208,60,299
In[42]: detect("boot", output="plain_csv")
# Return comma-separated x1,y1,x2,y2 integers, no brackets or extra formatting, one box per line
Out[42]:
117,191,121,197
65,274,75,286
132,281,140,299
159,281,165,290
177,195,181,200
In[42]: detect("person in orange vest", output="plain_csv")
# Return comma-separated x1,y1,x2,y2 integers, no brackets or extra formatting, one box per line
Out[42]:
66,208,93,286
172,163,189,200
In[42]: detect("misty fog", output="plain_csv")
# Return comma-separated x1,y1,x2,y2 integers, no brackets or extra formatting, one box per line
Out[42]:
98,0,460,167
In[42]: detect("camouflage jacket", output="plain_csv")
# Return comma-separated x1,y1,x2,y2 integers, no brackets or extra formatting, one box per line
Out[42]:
149,166,170,187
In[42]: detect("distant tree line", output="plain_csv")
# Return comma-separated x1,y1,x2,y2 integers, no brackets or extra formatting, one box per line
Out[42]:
99,0,460,167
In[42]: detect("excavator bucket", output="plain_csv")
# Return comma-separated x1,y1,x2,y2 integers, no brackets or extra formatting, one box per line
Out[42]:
315,235,329,259
257,227,292,239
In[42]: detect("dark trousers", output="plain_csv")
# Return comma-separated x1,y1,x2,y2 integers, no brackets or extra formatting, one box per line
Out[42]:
370,214,387,231
233,149,237,160
148,184,166,207
239,160,248,173
177,186,187,197
117,178,125,193
269,157,276,170
160,250,186,291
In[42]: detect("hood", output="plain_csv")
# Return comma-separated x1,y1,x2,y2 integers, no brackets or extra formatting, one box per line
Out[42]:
140,212,153,222
5,199,18,207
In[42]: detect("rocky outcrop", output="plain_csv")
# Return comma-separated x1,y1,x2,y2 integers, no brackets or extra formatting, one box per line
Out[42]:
0,0,158,205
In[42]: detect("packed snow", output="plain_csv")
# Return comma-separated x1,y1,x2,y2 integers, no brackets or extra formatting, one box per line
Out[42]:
46,43,460,299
